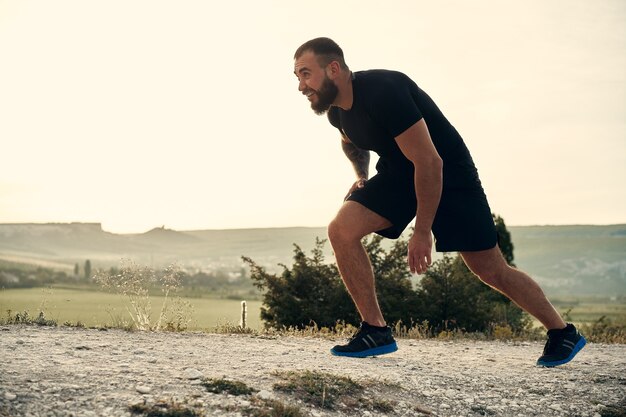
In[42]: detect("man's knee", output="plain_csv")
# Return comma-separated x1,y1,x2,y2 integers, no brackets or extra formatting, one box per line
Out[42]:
462,250,508,287
328,201,391,245
327,217,365,245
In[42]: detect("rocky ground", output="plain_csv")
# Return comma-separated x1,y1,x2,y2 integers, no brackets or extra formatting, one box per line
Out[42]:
1,325,625,417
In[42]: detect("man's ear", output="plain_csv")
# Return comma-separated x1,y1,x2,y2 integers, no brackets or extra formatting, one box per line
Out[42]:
326,61,341,80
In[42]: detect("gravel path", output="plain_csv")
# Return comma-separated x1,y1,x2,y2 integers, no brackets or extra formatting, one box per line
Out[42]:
1,325,625,417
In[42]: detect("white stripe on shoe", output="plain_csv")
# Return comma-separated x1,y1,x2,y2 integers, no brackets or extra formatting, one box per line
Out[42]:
366,334,378,348
563,339,576,350
362,337,372,349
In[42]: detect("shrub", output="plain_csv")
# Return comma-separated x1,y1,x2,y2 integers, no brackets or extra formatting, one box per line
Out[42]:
243,215,530,334
243,236,423,330
243,238,357,329
94,260,193,331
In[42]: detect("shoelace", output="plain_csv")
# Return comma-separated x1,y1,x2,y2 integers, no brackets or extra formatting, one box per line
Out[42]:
349,326,367,342
543,333,565,354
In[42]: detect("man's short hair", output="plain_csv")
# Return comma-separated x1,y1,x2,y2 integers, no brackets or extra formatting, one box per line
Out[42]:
294,37,349,70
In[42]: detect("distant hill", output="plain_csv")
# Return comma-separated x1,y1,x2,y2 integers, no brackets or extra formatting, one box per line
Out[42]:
0,222,624,297
509,225,626,296
0,223,330,271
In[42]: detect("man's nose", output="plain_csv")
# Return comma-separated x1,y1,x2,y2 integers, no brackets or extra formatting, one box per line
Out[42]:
298,79,306,92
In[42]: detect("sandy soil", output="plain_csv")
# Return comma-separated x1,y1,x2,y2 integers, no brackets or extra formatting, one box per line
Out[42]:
1,325,624,417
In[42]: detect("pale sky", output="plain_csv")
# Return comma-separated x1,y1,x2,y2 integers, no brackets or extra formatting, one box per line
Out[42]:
1,0,624,233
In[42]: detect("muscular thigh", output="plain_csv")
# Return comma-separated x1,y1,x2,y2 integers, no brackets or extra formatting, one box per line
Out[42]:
331,201,393,240
460,246,507,279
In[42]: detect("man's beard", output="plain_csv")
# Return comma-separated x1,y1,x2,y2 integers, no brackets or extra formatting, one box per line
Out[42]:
310,75,339,115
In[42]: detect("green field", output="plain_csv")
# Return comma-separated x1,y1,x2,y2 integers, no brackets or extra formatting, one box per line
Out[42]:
0,287,262,330
551,297,626,324
1,287,624,332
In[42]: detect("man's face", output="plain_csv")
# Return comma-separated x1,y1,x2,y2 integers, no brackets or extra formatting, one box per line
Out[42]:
294,51,339,115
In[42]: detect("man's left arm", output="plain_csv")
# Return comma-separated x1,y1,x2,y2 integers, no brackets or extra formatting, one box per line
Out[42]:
395,118,443,275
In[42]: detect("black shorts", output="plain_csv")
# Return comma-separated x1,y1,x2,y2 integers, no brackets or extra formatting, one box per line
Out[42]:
347,170,497,252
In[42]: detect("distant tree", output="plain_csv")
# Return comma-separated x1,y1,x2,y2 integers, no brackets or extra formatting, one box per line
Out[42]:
74,263,80,276
494,214,515,266
84,260,92,280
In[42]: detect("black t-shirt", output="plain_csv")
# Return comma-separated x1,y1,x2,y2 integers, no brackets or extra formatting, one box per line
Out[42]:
328,70,481,189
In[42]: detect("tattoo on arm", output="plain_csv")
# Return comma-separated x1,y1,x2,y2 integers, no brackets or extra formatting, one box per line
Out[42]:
341,139,370,179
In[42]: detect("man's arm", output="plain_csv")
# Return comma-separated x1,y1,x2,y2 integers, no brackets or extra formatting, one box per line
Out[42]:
395,118,443,274
341,134,369,180
341,134,370,200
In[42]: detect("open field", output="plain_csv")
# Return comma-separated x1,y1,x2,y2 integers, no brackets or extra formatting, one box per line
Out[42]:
1,287,624,332
551,297,626,323
0,287,262,330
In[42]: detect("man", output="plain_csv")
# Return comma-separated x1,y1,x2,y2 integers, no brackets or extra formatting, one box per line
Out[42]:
293,37,586,367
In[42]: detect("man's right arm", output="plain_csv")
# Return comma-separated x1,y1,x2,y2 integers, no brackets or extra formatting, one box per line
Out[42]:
341,134,370,200
341,134,369,180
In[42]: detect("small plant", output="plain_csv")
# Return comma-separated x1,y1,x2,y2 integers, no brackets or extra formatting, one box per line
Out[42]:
246,398,305,417
94,260,194,331
104,306,135,331
436,329,456,340
393,319,432,339
38,287,54,315
201,378,256,396
369,398,395,413
62,320,85,328
129,399,202,417
562,307,574,322
491,324,514,340
2,310,57,327
213,319,255,334
163,296,194,332
273,370,362,410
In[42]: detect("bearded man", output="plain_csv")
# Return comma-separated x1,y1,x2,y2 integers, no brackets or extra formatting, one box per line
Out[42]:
293,37,586,367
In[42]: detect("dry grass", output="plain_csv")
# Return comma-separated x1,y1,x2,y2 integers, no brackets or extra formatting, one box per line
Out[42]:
272,370,400,414
129,400,202,417
201,378,256,396
94,261,194,332
244,398,305,417
273,370,363,410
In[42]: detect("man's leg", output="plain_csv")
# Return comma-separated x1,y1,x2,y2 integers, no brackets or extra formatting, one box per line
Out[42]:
327,201,392,327
460,246,566,330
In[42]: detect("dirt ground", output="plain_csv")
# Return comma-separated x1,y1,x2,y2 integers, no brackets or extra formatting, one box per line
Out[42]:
1,326,624,416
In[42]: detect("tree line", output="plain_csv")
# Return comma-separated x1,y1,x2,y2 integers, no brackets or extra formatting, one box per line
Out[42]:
0,261,254,298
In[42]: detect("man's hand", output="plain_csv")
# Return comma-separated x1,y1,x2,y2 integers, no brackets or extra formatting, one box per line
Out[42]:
408,230,433,274
344,178,367,200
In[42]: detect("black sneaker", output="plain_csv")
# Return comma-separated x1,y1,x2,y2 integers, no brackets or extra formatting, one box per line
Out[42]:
331,322,398,358
537,323,587,367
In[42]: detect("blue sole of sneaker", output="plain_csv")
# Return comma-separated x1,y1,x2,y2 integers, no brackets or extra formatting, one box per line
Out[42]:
536,336,587,367
330,341,398,358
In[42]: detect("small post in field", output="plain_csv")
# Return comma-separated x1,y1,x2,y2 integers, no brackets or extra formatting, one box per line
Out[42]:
240,300,247,329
